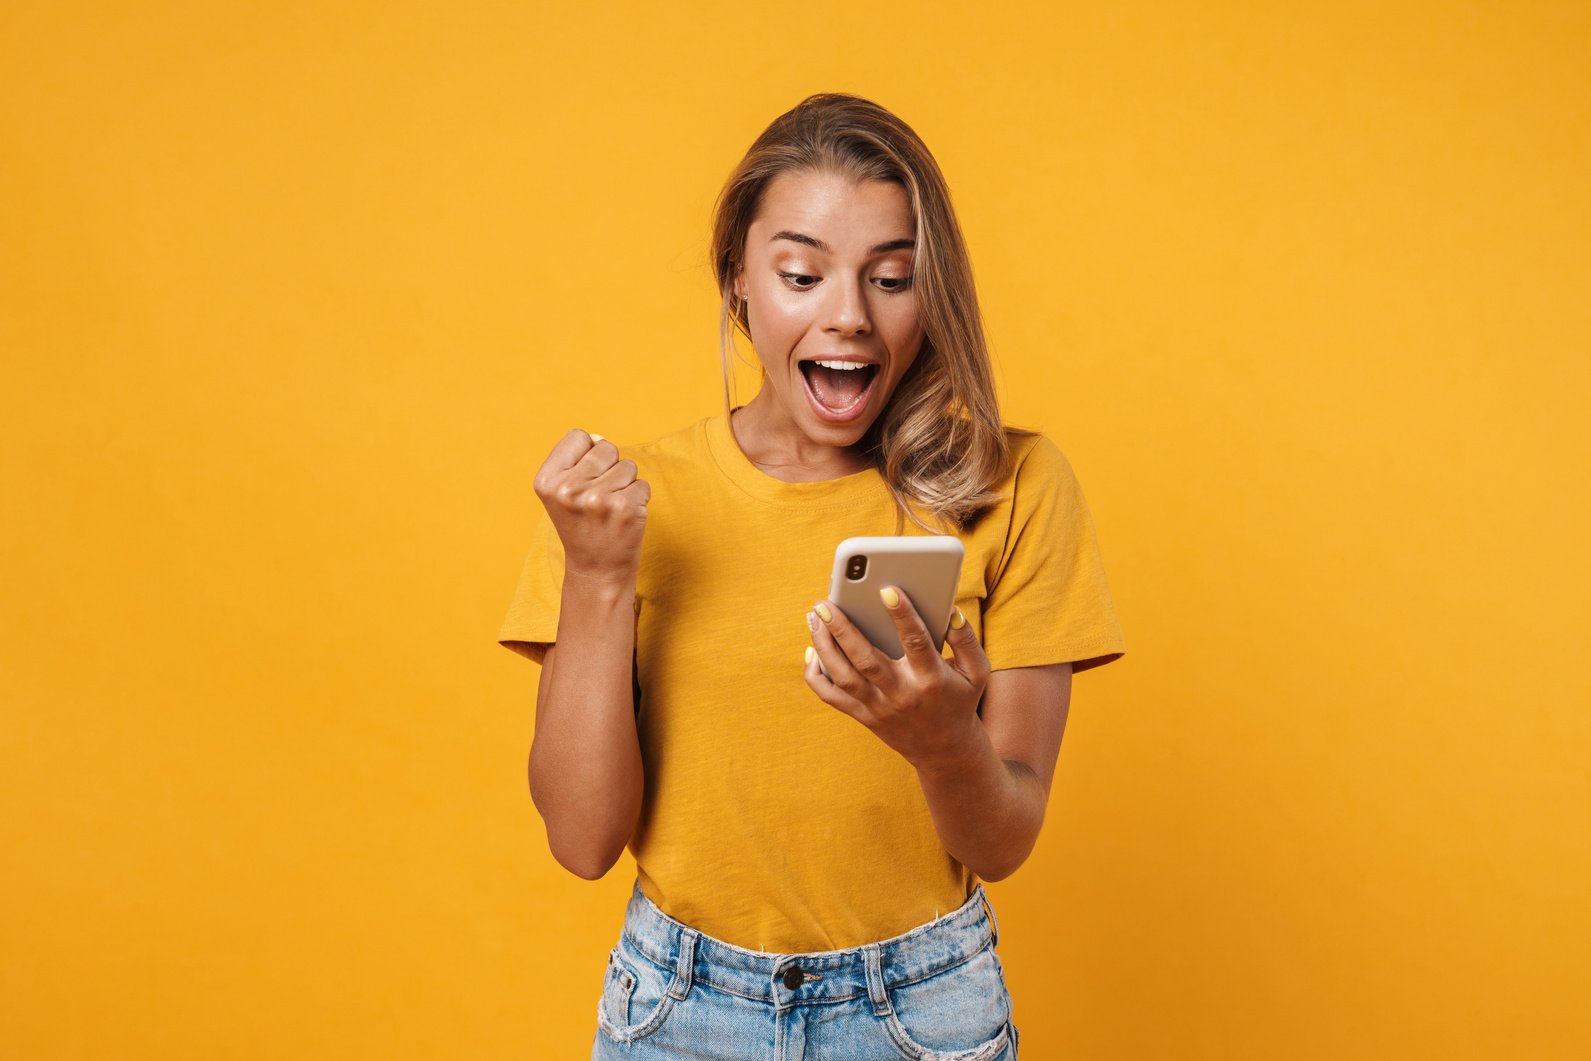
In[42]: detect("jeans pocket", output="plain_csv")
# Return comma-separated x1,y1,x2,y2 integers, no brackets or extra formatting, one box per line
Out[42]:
880,946,1014,1061
596,948,637,1030
595,938,680,1045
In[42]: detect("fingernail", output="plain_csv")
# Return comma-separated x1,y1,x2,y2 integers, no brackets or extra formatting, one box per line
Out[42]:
880,586,900,608
589,432,605,442
815,602,832,623
804,646,816,666
806,611,817,633
950,607,966,630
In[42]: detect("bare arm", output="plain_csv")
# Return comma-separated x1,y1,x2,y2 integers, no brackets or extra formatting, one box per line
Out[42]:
911,662,1071,881
525,430,649,880
529,576,644,879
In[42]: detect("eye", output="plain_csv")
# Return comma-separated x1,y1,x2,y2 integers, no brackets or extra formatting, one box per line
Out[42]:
778,272,914,293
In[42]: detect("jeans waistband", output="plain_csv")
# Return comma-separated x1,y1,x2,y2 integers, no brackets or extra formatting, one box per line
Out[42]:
618,884,999,1008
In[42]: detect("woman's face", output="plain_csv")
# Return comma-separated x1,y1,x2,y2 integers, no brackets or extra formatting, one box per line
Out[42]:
734,169,924,464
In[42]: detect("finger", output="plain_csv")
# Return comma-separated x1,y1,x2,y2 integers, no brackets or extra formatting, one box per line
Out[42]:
620,477,651,509
807,607,858,686
802,643,869,720
570,465,646,524
573,436,621,478
535,429,600,491
813,600,896,692
590,457,639,493
944,607,991,687
548,448,622,511
877,584,941,671
806,606,869,698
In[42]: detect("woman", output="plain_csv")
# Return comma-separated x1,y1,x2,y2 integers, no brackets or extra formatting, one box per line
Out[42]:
500,93,1125,1059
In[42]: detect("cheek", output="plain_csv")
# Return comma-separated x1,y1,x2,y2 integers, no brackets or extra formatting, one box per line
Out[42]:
749,297,811,351
887,316,925,365
873,298,922,344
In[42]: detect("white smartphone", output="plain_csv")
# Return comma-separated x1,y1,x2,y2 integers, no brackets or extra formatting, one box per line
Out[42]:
827,536,965,659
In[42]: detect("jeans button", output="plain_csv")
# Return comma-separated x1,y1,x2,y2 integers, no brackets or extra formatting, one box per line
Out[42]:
782,966,804,990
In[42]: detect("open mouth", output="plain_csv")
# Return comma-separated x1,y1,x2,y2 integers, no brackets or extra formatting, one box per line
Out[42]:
799,359,881,420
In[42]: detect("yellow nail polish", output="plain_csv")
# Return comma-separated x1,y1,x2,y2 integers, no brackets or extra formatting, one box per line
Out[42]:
880,586,900,608
815,602,832,623
804,646,816,666
950,607,966,630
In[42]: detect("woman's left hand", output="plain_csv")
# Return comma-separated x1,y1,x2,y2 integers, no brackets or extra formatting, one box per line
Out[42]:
802,588,992,769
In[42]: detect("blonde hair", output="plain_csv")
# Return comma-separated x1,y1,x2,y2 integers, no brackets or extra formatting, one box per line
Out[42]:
709,93,1012,530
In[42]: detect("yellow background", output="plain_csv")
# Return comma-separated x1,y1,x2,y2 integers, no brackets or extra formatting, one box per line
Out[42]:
4,1,1587,1057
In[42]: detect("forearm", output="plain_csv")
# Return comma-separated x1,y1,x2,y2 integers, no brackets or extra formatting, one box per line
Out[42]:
914,720,1048,883
528,571,644,879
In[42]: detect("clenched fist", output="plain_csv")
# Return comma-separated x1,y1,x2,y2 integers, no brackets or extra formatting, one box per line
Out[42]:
533,429,651,585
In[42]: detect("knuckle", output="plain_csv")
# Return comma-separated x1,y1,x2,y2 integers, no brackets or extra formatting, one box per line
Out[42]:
853,655,885,680
827,668,862,694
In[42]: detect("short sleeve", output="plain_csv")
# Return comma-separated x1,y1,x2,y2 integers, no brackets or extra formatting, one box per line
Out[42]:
497,503,565,664
981,436,1126,674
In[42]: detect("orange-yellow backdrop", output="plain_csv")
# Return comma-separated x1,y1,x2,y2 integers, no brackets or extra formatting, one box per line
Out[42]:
3,2,1587,1058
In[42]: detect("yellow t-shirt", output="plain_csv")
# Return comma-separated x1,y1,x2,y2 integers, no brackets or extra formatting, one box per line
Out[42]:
498,412,1125,952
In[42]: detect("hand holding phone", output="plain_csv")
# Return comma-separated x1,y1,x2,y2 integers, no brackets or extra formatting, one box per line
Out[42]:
804,535,992,772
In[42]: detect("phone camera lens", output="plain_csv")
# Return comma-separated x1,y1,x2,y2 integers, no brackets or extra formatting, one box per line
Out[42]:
846,555,868,582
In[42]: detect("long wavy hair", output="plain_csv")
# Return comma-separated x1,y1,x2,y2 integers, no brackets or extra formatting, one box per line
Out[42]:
709,93,1012,530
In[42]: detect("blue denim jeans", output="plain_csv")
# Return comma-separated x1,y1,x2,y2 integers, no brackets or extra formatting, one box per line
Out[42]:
591,883,1018,1059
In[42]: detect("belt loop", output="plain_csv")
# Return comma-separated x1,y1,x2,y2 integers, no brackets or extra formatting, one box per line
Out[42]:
862,943,891,1017
979,886,1001,947
668,927,698,1000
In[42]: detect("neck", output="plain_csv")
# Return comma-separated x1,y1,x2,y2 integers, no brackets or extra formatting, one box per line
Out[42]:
730,397,872,482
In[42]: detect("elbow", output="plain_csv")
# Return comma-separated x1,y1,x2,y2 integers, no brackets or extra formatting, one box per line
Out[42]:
972,782,1048,882
550,839,624,881
526,744,643,881
533,806,632,881
565,861,609,882
970,851,1028,884
530,781,634,881
973,858,1024,884
966,823,1043,883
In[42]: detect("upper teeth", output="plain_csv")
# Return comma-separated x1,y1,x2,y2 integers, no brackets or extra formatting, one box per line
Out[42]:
813,360,867,370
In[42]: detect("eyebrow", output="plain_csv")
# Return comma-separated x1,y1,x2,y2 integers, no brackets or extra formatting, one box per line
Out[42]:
770,230,916,256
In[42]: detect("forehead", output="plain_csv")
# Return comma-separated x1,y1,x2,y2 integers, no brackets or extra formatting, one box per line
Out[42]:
750,170,914,252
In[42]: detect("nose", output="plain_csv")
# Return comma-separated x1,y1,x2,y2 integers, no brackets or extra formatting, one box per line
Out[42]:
823,276,872,337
